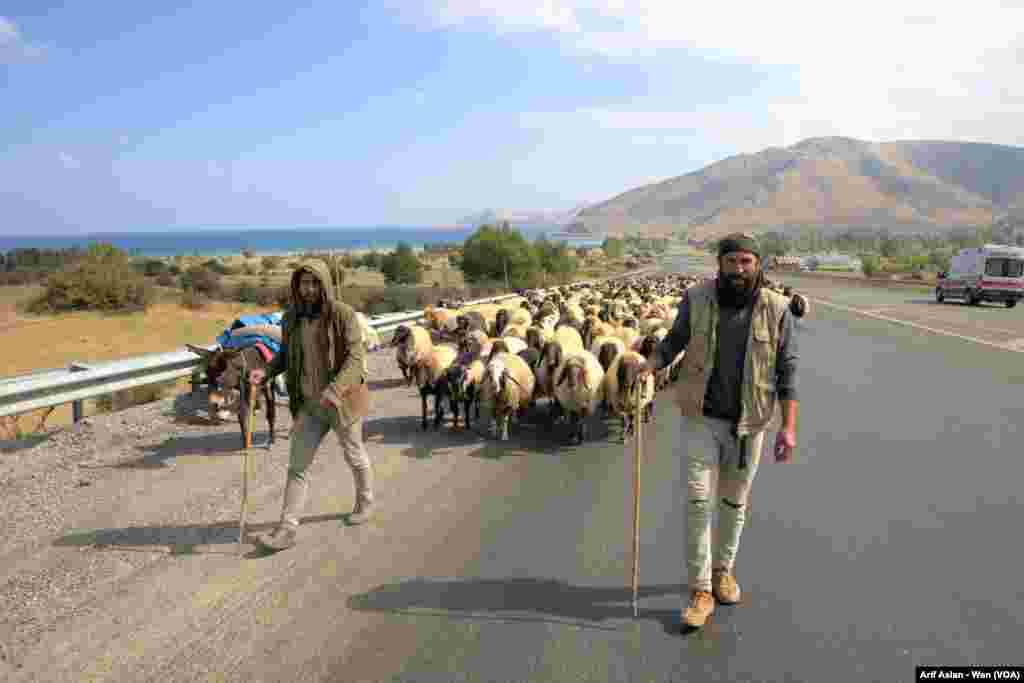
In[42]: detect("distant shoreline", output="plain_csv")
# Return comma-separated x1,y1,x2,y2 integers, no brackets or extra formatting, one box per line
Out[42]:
0,225,602,258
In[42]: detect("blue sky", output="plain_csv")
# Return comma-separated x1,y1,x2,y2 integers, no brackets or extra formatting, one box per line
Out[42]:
3,2,1022,233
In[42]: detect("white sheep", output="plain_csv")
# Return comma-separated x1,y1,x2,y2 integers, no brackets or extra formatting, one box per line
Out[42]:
481,352,537,441
552,349,605,444
424,306,461,335
537,325,585,410
603,350,655,437
394,324,433,386
639,317,665,336
510,307,533,328
489,336,528,359
412,343,459,430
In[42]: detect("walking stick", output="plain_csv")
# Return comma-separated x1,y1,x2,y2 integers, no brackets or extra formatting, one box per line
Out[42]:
630,382,643,618
239,378,256,555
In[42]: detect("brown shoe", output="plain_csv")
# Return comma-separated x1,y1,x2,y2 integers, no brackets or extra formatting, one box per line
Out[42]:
346,496,376,525
682,589,715,628
712,568,741,604
255,523,298,551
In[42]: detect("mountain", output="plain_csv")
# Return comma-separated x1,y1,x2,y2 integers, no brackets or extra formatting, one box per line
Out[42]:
460,205,588,227
576,137,1024,239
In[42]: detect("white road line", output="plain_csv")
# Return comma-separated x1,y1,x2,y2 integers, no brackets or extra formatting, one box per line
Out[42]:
807,296,1024,355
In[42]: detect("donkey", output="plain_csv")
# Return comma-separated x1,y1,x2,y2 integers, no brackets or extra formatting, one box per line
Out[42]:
187,344,278,449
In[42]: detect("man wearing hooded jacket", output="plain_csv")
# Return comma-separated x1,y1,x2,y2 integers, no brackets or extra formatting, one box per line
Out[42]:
248,259,375,551
643,233,800,629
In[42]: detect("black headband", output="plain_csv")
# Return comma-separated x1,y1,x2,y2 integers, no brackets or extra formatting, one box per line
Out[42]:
718,234,760,259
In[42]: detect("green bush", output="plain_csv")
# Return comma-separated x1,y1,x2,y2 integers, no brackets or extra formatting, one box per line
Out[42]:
29,243,154,312
380,243,423,284
261,255,284,271
236,280,258,303
204,259,232,275
181,289,210,310
860,254,881,277
155,273,177,287
181,266,222,297
461,224,540,287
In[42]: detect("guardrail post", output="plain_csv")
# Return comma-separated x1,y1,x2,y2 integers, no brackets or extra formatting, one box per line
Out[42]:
69,362,92,424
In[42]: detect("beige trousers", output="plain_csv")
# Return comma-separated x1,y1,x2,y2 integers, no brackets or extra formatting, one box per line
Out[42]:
683,415,766,592
280,403,372,527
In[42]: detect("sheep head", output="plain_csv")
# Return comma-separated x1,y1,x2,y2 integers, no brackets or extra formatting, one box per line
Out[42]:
392,325,411,348
494,309,510,336
542,341,563,370
597,342,620,372
637,335,658,359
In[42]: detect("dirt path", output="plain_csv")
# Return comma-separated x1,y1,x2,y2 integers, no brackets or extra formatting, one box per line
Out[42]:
0,345,531,681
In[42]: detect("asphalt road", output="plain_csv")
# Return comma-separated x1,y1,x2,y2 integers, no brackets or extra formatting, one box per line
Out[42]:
6,257,1024,682
327,284,1024,682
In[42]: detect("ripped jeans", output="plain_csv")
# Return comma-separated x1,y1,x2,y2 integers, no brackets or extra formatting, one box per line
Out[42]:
683,415,766,592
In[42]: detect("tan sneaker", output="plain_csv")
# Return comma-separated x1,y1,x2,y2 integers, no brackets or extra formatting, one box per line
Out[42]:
346,496,376,525
682,589,715,628
712,568,741,604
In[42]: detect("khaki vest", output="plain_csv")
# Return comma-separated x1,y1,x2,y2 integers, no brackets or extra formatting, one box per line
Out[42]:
671,281,789,435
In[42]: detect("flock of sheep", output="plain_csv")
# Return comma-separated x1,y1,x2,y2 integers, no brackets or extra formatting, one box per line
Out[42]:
390,273,808,445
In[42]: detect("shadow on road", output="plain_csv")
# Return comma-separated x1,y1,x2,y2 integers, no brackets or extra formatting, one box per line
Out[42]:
365,402,620,461
348,577,682,632
98,431,268,469
51,512,345,555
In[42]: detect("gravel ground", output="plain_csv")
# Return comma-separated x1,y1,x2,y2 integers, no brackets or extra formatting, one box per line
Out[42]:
0,345,416,675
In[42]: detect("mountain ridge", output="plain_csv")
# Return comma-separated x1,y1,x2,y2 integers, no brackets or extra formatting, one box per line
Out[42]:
576,137,1024,239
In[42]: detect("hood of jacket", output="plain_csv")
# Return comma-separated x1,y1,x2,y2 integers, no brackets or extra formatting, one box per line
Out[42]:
290,258,338,315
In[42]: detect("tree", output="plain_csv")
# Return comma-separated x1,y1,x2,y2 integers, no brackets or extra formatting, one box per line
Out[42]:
32,242,152,312
535,237,578,283
380,242,423,284
461,224,541,287
602,238,625,259
860,253,880,277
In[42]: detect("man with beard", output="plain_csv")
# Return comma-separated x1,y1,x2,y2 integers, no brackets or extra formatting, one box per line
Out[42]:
247,260,375,551
642,233,800,629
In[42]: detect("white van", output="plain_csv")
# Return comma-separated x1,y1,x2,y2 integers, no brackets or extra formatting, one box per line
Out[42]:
936,243,1024,308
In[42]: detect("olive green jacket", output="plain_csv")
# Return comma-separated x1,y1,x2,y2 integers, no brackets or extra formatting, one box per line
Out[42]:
672,281,789,435
267,259,369,424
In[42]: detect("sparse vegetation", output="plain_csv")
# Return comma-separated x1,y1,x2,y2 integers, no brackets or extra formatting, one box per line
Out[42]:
28,243,154,313
380,242,423,285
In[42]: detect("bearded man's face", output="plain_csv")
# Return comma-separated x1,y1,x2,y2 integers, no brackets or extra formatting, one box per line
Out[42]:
718,251,759,304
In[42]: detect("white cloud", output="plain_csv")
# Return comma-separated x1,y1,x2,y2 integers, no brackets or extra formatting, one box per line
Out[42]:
407,2,1024,148
0,16,47,63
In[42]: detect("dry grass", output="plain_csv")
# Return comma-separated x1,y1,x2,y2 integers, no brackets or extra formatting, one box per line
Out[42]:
1,288,273,432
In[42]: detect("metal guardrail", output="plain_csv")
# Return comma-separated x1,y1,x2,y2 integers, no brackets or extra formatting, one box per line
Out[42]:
0,291,515,421
0,269,660,422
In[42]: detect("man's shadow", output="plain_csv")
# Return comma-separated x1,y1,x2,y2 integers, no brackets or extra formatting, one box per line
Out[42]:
348,577,690,635
52,513,345,556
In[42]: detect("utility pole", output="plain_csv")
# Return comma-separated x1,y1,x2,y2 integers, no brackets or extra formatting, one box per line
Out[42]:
504,257,510,290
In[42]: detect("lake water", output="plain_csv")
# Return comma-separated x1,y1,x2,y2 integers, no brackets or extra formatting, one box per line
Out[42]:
0,226,606,258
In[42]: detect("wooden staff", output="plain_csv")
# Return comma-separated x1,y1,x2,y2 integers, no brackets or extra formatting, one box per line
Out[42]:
630,381,643,618
239,378,256,554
